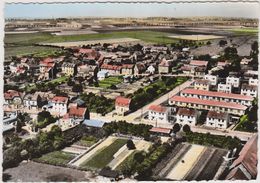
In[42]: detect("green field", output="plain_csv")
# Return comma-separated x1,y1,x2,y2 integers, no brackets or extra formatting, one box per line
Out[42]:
98,76,123,89
77,136,99,147
230,28,258,35
35,151,76,166
81,138,127,170
5,31,177,58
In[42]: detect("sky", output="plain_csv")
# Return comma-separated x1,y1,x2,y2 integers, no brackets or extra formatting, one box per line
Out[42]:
4,2,259,19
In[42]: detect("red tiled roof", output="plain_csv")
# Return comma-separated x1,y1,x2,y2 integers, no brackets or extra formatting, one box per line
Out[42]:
170,96,247,110
231,134,257,178
52,96,68,103
177,108,196,117
159,58,171,67
69,106,87,118
190,60,208,67
241,84,257,91
149,127,171,134
182,88,253,101
101,64,122,71
4,90,21,100
115,96,131,107
148,105,167,113
195,79,211,85
122,64,134,69
207,111,228,120
180,65,193,71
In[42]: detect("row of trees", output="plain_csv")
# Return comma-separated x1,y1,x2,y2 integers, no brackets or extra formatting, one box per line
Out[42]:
103,121,152,139
130,77,187,111
36,111,58,129
80,92,114,115
119,142,171,180
184,131,242,150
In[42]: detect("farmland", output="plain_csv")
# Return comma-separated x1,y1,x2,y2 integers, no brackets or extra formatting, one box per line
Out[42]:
4,30,178,58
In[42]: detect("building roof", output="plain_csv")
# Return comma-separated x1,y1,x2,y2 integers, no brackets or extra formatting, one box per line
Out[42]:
101,64,122,71
148,105,167,113
207,111,228,120
241,84,257,91
115,96,131,107
51,96,69,103
182,88,253,101
83,119,105,128
170,96,247,110
228,134,258,179
195,79,211,85
62,62,75,67
122,64,134,69
159,58,171,67
69,106,87,118
4,90,21,100
190,60,208,67
149,127,171,134
177,107,196,117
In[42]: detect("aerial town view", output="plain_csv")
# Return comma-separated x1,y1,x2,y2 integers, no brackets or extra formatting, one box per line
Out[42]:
2,1,258,182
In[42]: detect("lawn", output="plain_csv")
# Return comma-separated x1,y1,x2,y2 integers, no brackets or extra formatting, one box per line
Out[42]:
98,76,123,89
35,151,76,166
230,28,258,35
76,136,99,147
81,138,127,170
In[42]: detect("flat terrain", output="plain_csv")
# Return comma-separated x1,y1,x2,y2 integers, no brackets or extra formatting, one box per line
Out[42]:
168,34,223,41
99,76,123,89
3,161,90,182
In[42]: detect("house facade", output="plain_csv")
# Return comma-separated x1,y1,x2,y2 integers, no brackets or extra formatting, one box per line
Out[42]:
218,83,232,93
226,76,240,88
61,63,77,76
180,88,253,106
204,74,218,86
241,84,258,97
176,108,198,126
194,79,211,91
115,96,132,116
148,105,169,123
50,96,69,116
206,111,229,129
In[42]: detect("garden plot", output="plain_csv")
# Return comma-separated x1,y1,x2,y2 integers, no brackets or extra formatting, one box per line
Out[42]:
168,34,223,41
71,136,117,167
108,139,152,170
35,151,76,166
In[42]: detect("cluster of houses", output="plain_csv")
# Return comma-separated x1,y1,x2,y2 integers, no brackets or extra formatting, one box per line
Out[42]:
3,89,90,131
146,59,258,129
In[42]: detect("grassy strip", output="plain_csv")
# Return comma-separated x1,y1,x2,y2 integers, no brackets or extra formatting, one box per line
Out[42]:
98,76,123,88
35,151,75,166
81,138,127,170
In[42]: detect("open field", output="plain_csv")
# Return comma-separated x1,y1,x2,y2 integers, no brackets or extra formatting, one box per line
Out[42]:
153,143,228,181
5,30,178,57
230,28,258,34
35,151,76,166
40,38,141,47
3,161,90,182
168,34,223,41
99,76,123,89
80,138,127,170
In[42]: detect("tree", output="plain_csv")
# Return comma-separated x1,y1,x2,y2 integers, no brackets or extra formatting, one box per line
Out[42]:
206,41,211,45
72,83,83,93
133,151,145,163
182,124,191,133
172,123,181,133
219,40,227,47
126,139,136,150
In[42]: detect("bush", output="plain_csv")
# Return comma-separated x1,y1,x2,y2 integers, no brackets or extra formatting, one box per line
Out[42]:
172,123,181,133
126,140,136,150
182,124,191,133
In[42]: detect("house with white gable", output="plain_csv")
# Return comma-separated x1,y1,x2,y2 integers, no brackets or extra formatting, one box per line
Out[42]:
204,74,218,86
148,105,170,123
241,84,258,98
218,83,232,93
50,96,69,116
206,111,229,129
176,108,198,126
226,76,240,88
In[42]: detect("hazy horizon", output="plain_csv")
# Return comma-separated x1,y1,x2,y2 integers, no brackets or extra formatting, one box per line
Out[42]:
5,2,259,19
